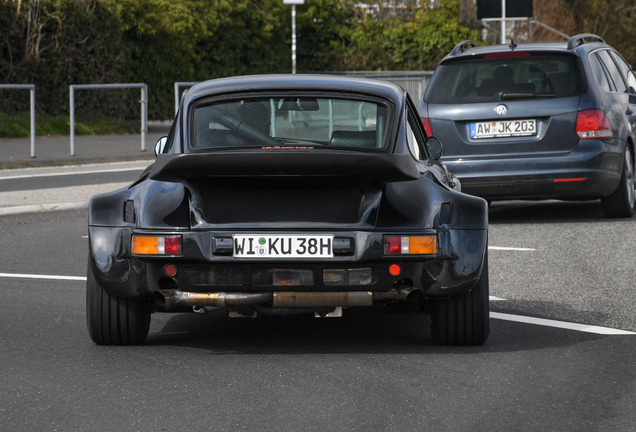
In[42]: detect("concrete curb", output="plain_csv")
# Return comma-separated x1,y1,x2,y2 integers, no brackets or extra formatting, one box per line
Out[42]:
0,201,88,216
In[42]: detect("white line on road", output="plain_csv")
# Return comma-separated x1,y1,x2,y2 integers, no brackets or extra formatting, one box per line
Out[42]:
489,246,536,251
0,272,87,281
491,312,636,335
0,272,632,335
0,161,149,180
0,167,145,180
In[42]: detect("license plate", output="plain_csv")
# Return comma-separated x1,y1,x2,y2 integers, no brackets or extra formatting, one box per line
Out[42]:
470,119,536,139
233,235,334,258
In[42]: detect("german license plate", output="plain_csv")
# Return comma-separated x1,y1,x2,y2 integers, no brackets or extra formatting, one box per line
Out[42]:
233,235,334,258
470,119,536,139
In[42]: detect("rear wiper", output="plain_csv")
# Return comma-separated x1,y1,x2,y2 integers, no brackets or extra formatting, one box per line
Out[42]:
499,92,556,100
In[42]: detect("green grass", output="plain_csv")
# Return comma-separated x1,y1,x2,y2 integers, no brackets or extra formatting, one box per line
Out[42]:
0,112,140,138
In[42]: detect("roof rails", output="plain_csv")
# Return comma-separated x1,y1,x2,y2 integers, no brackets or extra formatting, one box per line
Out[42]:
450,40,476,56
567,33,605,50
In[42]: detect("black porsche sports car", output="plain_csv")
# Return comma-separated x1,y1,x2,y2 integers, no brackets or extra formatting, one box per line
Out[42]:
87,74,489,346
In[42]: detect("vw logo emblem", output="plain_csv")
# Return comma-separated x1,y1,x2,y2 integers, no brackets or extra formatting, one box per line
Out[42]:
495,104,508,116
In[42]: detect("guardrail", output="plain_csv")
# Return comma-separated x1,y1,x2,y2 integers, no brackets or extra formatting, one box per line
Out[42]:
69,83,148,156
0,84,36,158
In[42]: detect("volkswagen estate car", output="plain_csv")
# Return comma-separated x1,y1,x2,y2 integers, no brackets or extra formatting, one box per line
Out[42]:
417,34,636,218
86,75,489,347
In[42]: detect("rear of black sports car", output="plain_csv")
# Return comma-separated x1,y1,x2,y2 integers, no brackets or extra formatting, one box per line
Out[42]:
87,75,489,347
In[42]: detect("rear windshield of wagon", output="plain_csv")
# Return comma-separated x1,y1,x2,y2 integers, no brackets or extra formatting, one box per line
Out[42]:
425,53,586,104
191,95,390,150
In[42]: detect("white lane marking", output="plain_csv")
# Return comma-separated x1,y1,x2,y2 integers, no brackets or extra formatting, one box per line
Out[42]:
489,246,536,251
491,312,636,335
0,272,86,281
0,166,145,180
489,296,507,301
0,161,150,180
0,273,631,335
0,201,88,216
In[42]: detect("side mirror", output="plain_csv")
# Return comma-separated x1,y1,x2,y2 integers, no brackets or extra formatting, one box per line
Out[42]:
426,137,443,160
154,137,168,156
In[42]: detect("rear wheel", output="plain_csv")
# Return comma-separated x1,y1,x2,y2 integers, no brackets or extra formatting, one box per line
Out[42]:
86,261,151,345
429,251,490,346
602,146,635,218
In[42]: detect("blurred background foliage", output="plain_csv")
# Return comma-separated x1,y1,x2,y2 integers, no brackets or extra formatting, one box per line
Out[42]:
1,0,635,122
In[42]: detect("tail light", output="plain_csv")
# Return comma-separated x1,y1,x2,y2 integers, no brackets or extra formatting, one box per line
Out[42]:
132,235,182,255
385,235,438,255
421,118,433,137
576,109,614,139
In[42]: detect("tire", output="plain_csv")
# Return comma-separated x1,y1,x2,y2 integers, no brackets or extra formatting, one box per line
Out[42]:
602,146,635,218
86,260,151,345
430,250,490,346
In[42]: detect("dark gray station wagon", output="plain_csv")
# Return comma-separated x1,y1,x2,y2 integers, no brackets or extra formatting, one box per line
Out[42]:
417,34,636,218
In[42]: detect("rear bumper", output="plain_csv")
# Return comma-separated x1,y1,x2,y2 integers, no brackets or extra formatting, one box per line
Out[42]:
443,139,623,200
88,227,487,302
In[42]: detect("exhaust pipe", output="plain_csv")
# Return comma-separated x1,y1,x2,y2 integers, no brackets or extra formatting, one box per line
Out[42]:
395,286,424,301
153,290,272,308
373,286,424,302
154,286,423,309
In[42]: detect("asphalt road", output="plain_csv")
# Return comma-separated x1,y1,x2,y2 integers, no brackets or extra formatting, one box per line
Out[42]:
0,165,635,431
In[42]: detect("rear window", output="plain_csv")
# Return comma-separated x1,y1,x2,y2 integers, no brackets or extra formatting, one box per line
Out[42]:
192,96,389,149
425,54,586,104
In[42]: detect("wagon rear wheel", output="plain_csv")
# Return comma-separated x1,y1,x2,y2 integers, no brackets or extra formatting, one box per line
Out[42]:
429,250,490,346
86,260,151,345
602,146,635,218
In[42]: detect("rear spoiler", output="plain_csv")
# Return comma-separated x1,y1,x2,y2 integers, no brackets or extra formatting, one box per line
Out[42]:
149,150,420,183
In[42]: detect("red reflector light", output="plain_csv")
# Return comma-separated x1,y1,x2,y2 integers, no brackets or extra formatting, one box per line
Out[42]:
484,52,531,58
385,236,402,255
421,118,433,137
576,109,613,139
164,264,177,277
554,178,586,183
389,264,402,276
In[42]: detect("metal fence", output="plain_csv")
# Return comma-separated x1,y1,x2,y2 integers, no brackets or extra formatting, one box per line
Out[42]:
0,84,36,158
69,83,148,156
0,73,435,159
174,82,198,116
333,71,435,101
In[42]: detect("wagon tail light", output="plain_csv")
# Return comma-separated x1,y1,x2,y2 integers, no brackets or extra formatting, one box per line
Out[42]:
421,118,433,137
576,109,614,139
385,235,438,255
132,235,182,255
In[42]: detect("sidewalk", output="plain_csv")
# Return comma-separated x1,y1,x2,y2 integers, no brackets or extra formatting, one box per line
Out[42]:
0,160,152,215
0,123,170,169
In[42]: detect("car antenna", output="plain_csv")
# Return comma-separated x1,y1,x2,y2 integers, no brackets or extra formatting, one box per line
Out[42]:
509,39,518,50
